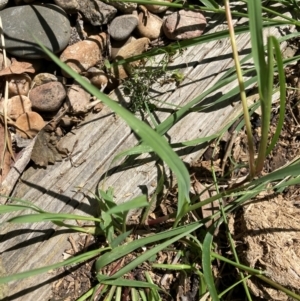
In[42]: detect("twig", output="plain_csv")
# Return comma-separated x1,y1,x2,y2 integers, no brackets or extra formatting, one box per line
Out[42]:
0,16,15,172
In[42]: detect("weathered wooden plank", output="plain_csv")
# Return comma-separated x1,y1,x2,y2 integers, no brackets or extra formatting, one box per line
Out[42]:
0,15,289,300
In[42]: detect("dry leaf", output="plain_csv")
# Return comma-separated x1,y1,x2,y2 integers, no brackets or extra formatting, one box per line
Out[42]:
0,58,35,76
31,128,63,167
0,120,12,183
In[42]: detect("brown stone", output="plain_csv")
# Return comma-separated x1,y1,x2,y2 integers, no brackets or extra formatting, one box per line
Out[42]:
163,10,206,40
66,81,91,115
137,11,163,40
60,33,107,76
29,82,66,112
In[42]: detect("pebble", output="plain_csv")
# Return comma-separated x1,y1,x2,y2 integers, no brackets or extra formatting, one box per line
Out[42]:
60,33,107,76
67,81,90,115
54,0,79,13
54,0,117,25
163,10,207,40
103,0,137,13
145,0,171,14
0,0,8,10
80,0,117,26
32,73,59,87
109,15,139,41
117,37,150,59
137,11,163,40
0,4,71,58
87,67,118,91
110,37,150,80
110,36,135,60
29,82,66,112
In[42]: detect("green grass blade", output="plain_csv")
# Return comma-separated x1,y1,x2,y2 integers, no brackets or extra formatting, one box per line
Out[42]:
266,36,286,155
111,230,132,248
6,213,101,223
256,36,274,173
106,195,149,215
101,278,160,290
0,248,109,284
247,0,266,89
0,204,37,214
112,145,153,163
199,0,220,9
202,224,220,301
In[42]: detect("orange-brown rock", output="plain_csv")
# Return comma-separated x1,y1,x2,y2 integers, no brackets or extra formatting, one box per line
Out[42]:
60,33,107,77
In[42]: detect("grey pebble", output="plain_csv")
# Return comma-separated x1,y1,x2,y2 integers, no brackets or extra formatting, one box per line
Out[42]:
103,0,137,13
0,4,71,58
0,0,8,10
29,82,66,112
54,0,79,13
79,0,117,26
109,15,139,41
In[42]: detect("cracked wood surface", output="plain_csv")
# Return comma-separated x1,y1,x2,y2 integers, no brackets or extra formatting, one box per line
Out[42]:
0,16,290,300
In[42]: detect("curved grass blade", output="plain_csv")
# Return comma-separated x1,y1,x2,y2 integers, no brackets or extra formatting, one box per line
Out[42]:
106,195,148,215
265,36,286,156
0,248,109,284
6,213,101,223
101,278,160,290
0,204,39,214
202,224,220,301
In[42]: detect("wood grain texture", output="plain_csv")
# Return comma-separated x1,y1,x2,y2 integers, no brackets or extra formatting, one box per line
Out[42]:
0,14,291,300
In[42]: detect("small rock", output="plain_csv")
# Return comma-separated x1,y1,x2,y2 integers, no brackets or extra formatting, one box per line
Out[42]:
109,15,139,41
87,67,118,91
0,4,71,58
60,33,107,76
110,37,150,80
7,95,32,120
103,0,137,13
137,10,163,40
16,112,45,138
163,10,207,40
32,73,58,87
117,37,150,59
7,74,31,97
145,0,171,14
110,36,135,60
79,0,117,26
54,0,80,13
66,82,90,115
0,0,8,10
29,82,66,112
